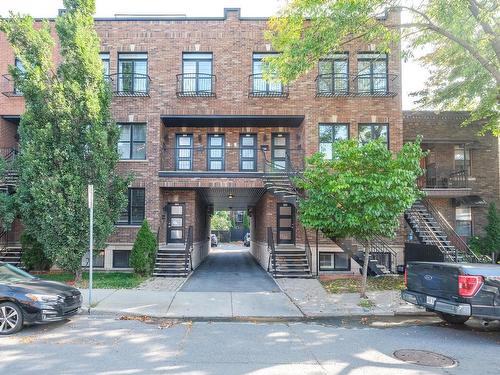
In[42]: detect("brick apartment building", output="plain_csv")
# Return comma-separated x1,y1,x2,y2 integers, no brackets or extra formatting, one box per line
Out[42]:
3,8,484,277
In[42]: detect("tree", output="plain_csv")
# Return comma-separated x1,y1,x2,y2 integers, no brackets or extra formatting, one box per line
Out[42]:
0,0,129,281
130,220,157,276
266,0,499,135
211,211,232,231
20,233,52,271
0,159,16,231
470,202,500,262
295,140,425,297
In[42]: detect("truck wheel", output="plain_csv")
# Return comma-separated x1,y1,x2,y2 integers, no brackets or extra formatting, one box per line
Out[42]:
437,312,470,325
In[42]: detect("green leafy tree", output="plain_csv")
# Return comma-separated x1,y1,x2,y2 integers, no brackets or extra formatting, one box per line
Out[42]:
470,203,500,262
20,233,52,271
243,212,251,231
266,0,499,135
0,0,129,281
130,220,157,276
0,159,16,230
296,140,425,297
211,211,231,231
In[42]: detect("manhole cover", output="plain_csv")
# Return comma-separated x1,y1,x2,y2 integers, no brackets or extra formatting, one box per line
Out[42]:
393,349,457,368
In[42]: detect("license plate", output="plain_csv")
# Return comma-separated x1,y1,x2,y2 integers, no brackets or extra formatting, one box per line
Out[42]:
426,296,436,305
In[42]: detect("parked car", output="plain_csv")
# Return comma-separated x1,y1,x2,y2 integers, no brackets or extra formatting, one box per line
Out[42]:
402,261,500,324
243,233,251,247
0,261,82,335
210,234,218,247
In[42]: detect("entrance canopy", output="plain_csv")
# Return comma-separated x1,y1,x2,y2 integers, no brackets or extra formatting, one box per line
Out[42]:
198,187,266,210
161,114,304,128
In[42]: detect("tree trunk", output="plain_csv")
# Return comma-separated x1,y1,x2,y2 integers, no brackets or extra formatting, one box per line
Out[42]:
360,239,370,299
74,268,82,284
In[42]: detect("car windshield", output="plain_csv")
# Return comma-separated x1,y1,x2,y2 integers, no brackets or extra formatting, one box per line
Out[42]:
0,263,35,283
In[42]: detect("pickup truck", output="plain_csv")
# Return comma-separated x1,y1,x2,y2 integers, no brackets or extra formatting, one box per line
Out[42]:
402,262,500,324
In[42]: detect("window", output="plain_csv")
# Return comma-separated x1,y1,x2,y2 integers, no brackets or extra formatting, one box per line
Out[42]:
358,124,389,148
456,207,472,237
118,188,145,225
113,250,131,268
319,252,351,271
182,53,213,94
318,53,349,94
357,53,388,94
236,211,244,223
100,53,110,77
81,251,105,268
240,134,257,171
118,123,146,160
454,145,471,175
118,53,148,93
13,58,25,95
208,134,224,171
319,124,349,159
176,134,193,171
252,53,283,95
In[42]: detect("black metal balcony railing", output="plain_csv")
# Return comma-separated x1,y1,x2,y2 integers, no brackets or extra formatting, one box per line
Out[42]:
176,73,216,97
109,73,151,96
160,146,304,173
248,74,289,98
419,167,468,189
1,74,23,97
352,73,397,97
315,73,350,97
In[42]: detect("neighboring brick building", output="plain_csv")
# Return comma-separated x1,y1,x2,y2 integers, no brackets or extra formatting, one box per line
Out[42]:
403,111,498,240
1,8,404,276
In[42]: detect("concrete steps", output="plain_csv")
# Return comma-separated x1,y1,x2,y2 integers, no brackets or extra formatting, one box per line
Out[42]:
153,247,191,277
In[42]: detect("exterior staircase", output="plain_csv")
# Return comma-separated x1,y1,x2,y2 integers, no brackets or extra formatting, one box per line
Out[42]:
267,227,312,278
153,226,193,277
0,228,22,267
404,200,483,263
1,147,18,187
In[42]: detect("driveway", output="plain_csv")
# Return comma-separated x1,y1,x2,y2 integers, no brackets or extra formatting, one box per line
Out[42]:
180,244,280,292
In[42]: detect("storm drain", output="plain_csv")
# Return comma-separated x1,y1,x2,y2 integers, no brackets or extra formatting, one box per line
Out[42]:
393,349,457,368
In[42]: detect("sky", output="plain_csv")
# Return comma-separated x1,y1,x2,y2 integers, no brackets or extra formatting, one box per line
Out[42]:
0,0,430,109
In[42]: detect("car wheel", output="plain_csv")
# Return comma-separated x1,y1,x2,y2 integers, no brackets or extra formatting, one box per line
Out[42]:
0,302,24,335
437,312,470,325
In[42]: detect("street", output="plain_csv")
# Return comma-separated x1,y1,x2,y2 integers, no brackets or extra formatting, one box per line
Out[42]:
0,315,498,374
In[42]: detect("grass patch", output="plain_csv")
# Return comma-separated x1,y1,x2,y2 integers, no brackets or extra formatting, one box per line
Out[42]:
38,272,147,289
322,276,405,294
358,298,376,309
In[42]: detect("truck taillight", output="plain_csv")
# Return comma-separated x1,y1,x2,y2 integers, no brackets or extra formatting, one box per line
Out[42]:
404,267,408,287
458,275,484,297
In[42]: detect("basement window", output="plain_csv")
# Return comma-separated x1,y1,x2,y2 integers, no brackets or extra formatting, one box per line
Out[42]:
113,250,131,268
319,252,351,271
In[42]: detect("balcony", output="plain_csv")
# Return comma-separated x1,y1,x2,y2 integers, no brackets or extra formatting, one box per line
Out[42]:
109,73,151,97
248,74,289,98
315,73,398,97
159,146,304,176
419,166,471,197
1,74,22,97
176,73,216,97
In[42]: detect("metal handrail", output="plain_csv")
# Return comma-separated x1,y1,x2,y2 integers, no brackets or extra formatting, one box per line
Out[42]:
421,199,482,262
109,72,151,96
266,227,276,276
315,73,350,96
184,226,194,272
303,228,313,275
176,73,216,97
352,73,398,96
248,73,289,97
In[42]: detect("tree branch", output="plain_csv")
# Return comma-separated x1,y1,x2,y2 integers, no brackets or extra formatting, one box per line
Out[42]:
468,0,500,63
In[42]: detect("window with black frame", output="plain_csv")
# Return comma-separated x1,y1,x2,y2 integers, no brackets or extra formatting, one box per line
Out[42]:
118,53,148,94
118,123,146,160
176,134,193,171
358,124,389,148
317,53,349,95
240,134,257,171
319,252,351,271
318,123,349,159
100,52,110,78
118,188,145,225
454,145,471,176
207,134,225,171
13,58,25,95
455,206,472,237
182,53,213,95
357,53,388,94
113,250,131,268
252,53,283,95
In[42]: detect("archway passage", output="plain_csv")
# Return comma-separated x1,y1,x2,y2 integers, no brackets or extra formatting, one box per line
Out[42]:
180,243,280,292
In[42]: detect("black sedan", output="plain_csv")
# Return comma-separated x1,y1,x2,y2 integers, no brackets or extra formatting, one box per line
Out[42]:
0,261,82,335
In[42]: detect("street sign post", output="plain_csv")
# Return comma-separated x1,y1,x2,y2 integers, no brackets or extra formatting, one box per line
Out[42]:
88,184,94,314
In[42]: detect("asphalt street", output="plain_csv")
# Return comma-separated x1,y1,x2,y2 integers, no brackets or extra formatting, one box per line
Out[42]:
1,315,498,375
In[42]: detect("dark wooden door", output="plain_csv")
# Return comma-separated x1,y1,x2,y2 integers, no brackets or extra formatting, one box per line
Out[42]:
277,203,295,244
167,203,185,243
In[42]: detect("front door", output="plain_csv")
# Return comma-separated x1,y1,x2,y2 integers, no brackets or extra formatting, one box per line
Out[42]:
277,203,294,244
167,203,185,244
272,133,289,170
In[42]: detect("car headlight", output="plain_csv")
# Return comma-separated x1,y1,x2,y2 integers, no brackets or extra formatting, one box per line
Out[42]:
26,293,62,303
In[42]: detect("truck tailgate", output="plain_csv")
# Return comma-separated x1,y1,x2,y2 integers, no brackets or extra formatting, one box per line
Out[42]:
407,263,459,299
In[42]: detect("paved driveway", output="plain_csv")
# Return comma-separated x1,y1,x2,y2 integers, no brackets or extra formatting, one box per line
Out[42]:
181,244,280,292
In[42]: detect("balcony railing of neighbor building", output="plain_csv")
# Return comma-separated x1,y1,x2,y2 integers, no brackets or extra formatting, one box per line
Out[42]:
248,74,289,98
316,73,398,97
176,73,216,97
419,166,468,189
160,145,304,174
109,73,151,96
1,74,22,97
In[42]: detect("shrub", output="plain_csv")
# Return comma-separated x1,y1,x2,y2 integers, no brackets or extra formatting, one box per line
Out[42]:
20,233,52,271
130,220,157,276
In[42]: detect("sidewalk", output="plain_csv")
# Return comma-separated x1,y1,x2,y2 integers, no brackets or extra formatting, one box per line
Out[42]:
79,277,426,319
